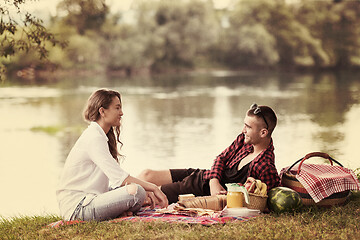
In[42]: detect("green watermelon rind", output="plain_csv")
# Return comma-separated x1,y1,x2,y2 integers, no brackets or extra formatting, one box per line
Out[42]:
267,187,303,213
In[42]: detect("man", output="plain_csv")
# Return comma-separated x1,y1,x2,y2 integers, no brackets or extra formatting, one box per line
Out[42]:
138,103,280,203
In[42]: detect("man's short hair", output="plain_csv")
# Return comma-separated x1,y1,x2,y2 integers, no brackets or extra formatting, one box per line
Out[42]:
247,105,277,135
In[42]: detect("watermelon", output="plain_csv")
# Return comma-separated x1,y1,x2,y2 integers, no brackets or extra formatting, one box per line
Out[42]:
267,187,303,213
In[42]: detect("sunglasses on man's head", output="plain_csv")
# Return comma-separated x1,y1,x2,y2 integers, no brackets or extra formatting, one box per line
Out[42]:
250,103,268,129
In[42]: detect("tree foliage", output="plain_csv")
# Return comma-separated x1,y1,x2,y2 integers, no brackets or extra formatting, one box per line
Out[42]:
225,0,330,67
2,0,360,81
0,0,65,58
0,0,66,80
296,0,360,68
56,0,109,35
95,20,150,73
135,0,219,69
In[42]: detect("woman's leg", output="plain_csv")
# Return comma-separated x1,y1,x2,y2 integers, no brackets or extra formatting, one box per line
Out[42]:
80,183,146,221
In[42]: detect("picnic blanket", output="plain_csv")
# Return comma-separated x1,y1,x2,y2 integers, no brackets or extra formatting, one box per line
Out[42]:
280,163,360,203
48,204,259,228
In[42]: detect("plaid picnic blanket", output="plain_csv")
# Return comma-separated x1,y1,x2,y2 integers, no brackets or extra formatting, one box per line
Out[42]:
281,163,360,203
48,205,257,228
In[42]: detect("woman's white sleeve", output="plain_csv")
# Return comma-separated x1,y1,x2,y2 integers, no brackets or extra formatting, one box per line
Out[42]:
87,136,129,187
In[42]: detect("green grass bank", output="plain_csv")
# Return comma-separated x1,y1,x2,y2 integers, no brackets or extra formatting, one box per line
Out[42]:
1,191,359,240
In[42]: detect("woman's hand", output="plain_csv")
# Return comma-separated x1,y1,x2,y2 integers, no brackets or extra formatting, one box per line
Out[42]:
142,188,168,209
123,175,169,208
143,192,157,209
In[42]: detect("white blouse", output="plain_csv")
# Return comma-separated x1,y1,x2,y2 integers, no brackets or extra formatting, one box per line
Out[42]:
56,122,129,220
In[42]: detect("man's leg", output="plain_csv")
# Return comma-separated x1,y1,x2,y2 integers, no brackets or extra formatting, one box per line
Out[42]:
138,168,198,186
137,169,172,186
161,169,209,204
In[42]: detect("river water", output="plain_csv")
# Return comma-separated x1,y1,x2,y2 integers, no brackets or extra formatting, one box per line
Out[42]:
1,70,359,218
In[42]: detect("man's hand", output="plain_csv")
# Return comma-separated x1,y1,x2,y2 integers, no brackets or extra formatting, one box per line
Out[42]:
209,178,227,196
153,187,169,208
143,188,169,209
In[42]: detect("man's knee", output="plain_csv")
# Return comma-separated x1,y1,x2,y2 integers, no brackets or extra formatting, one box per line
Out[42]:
138,169,156,182
138,169,172,186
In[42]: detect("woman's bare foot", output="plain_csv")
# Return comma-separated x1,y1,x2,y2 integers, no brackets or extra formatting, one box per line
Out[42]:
119,211,133,217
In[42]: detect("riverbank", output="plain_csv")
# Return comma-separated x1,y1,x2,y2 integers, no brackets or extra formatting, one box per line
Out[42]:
1,191,359,239
6,64,360,85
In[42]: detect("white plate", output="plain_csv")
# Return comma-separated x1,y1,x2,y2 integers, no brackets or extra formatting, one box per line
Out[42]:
221,207,261,217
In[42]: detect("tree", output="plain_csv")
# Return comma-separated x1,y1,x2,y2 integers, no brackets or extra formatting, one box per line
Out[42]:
100,21,156,74
216,22,279,67
297,0,360,68
227,0,329,68
134,0,220,69
56,0,109,35
0,0,66,81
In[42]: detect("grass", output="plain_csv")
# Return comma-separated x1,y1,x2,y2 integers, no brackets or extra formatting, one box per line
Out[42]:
30,125,85,136
30,125,65,135
1,191,359,240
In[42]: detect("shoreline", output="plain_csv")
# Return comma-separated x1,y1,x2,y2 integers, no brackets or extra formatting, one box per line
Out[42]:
8,65,360,84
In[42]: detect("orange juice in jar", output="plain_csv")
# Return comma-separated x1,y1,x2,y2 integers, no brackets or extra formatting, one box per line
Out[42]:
226,183,250,208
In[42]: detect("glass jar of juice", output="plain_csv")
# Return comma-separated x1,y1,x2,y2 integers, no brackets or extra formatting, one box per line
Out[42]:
225,183,250,208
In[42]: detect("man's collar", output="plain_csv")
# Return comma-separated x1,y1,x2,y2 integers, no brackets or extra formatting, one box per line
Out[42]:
245,137,274,154
268,138,274,151
244,144,254,153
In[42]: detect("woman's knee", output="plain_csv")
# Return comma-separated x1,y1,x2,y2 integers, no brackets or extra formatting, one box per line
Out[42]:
126,184,146,201
126,184,138,195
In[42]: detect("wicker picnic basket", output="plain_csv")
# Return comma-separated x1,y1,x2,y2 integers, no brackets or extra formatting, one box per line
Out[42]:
245,193,268,212
281,152,350,206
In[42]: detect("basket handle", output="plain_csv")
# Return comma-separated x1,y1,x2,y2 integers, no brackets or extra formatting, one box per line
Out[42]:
286,152,343,175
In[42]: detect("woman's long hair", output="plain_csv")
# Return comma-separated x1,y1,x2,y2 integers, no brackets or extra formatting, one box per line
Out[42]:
83,89,123,162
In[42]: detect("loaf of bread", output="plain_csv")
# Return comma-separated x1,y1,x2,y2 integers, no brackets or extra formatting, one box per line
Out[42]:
178,195,227,211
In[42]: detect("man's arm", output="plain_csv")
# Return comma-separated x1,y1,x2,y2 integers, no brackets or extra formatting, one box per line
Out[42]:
209,178,227,196
258,164,280,190
206,134,244,180
250,152,280,190
206,134,245,195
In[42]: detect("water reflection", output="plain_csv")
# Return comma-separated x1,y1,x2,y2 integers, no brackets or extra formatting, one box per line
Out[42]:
0,71,359,218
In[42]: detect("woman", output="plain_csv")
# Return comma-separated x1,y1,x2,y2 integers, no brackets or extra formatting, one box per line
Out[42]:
56,89,168,221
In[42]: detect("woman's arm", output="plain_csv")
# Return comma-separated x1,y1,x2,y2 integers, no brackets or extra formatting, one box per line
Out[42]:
87,137,168,208
123,175,169,208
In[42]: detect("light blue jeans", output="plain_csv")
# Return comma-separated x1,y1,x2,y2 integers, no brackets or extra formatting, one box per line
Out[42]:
71,184,146,221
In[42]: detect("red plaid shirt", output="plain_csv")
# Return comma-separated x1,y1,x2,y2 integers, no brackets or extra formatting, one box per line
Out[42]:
203,133,280,190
